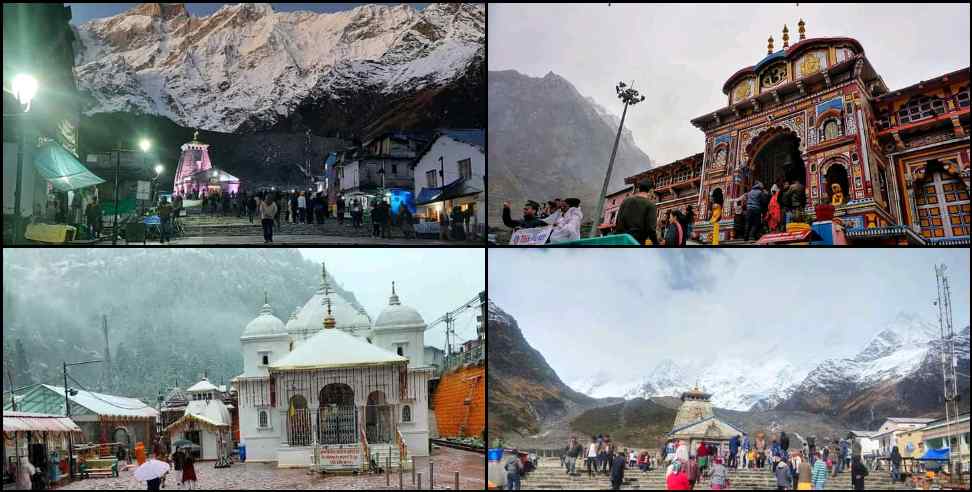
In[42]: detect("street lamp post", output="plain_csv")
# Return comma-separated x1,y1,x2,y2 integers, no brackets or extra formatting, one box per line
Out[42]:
589,81,646,238
111,139,151,244
153,165,164,207
63,359,102,479
9,74,38,245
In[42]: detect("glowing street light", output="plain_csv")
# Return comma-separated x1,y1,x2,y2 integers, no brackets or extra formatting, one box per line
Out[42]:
12,74,38,112
154,164,164,176
138,138,151,153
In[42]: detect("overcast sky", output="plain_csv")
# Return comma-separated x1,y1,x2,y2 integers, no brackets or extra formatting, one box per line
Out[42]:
488,3,972,165
67,3,429,24
488,249,971,385
298,248,484,351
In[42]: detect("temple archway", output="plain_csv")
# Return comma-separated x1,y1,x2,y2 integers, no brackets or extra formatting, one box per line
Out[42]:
112,427,131,449
365,391,392,444
824,162,850,204
318,383,356,444
750,132,805,191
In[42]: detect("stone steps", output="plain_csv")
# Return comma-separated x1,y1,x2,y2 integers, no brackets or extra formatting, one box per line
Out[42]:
520,465,904,490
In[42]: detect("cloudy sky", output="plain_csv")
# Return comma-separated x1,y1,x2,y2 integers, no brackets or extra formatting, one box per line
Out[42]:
488,249,971,386
488,3,971,164
67,3,429,24
298,248,484,351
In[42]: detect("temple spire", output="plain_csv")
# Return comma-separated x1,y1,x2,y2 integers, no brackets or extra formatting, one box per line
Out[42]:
318,261,332,295
389,281,401,306
798,18,806,40
782,24,789,49
767,35,774,54
323,295,336,330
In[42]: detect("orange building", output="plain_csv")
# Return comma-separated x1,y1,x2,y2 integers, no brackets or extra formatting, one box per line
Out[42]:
432,364,485,439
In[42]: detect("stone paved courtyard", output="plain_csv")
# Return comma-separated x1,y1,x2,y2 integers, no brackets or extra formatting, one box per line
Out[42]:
53,447,484,490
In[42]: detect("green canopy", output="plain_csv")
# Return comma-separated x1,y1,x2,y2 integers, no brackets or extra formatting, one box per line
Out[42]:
33,142,105,192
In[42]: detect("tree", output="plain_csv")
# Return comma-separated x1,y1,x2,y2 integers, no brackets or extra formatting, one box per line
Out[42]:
14,339,31,385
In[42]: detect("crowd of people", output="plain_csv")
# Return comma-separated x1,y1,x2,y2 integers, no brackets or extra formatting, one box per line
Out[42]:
500,176,811,245
501,197,583,243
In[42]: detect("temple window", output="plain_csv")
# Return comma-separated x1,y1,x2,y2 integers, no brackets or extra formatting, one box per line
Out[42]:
397,346,404,356
675,166,691,182
957,87,969,108
897,95,946,124
258,410,269,428
402,405,412,423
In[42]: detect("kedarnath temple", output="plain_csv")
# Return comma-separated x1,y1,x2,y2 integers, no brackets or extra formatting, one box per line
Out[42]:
608,20,970,245
172,131,240,198
668,387,744,456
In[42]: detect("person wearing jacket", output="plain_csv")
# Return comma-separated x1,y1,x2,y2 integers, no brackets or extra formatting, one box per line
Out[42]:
696,441,709,472
663,210,684,245
505,451,523,491
811,451,828,490
549,198,582,243
797,453,813,490
745,181,768,241
610,451,626,490
564,437,582,476
614,180,658,245
890,446,902,482
503,201,547,230
587,437,599,476
258,195,278,243
741,434,751,469
729,435,740,469
780,432,790,455
678,205,695,243
666,461,691,490
710,457,730,490
685,456,699,490
851,455,868,490
775,459,792,490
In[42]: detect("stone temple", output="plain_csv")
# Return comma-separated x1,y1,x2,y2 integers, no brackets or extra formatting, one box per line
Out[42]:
668,387,745,455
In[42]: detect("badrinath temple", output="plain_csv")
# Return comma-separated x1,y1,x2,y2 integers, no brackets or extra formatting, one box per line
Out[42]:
605,21,970,245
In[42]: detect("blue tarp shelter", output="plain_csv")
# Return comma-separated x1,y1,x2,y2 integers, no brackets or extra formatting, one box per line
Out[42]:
919,448,950,461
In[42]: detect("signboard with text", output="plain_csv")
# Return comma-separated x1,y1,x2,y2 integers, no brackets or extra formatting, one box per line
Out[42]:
318,445,362,469
509,226,553,245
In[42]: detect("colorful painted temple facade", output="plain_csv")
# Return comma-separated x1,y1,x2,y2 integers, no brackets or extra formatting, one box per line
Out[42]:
172,132,240,197
618,21,970,244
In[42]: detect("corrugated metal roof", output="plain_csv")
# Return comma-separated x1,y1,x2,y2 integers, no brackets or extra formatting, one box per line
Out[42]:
42,385,159,419
3,411,83,434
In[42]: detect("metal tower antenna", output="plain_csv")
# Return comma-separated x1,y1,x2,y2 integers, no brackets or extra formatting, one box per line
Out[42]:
935,264,960,479
102,314,112,393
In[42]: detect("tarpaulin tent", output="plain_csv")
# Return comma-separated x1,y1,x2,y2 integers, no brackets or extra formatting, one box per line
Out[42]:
32,142,105,191
919,448,951,461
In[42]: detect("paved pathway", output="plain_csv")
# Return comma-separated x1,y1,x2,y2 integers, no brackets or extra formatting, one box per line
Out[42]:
54,447,484,490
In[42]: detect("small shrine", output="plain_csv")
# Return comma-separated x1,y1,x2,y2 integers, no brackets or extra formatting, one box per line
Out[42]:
172,130,240,198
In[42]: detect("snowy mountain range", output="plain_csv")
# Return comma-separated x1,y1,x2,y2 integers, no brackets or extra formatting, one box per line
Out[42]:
72,3,484,134
569,313,969,418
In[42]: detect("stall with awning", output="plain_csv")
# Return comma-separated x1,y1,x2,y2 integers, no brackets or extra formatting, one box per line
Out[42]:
32,142,105,191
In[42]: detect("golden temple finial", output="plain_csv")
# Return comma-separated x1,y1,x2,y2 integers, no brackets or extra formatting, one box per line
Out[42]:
323,295,336,329
798,19,806,40
782,25,790,49
767,35,774,54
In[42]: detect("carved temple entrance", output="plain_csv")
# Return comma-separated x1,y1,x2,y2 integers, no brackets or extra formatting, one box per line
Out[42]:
914,160,971,240
751,132,806,190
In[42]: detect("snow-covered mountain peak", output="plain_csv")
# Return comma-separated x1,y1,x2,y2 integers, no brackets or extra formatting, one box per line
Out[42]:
72,2,485,133
857,313,941,363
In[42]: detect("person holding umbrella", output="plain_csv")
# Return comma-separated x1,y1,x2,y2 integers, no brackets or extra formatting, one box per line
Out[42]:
134,449,170,491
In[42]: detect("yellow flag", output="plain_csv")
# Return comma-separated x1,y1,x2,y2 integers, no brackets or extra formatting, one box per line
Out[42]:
289,399,296,417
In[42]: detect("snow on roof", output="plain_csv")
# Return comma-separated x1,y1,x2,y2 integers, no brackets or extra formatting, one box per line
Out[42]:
163,400,230,433
43,385,159,419
187,379,219,393
887,417,937,424
271,328,407,371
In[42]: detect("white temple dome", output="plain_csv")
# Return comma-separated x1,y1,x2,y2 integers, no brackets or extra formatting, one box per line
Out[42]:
374,282,426,331
289,262,371,334
241,299,286,338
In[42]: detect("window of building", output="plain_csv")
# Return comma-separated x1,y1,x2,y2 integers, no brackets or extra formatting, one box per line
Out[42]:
397,347,404,356
258,410,269,429
391,164,398,174
958,87,970,108
259,351,270,366
426,170,438,188
823,119,840,140
897,95,946,124
402,405,412,423
458,159,472,180
675,166,691,182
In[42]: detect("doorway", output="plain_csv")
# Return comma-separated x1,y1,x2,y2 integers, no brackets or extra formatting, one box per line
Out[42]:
752,133,805,190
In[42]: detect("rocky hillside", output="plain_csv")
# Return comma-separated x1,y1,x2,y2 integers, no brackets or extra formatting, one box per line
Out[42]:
777,314,970,429
72,3,485,137
488,70,652,230
2,249,363,407
487,300,594,440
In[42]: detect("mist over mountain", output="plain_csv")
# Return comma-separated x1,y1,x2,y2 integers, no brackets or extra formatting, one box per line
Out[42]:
488,69,652,228
2,249,363,406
